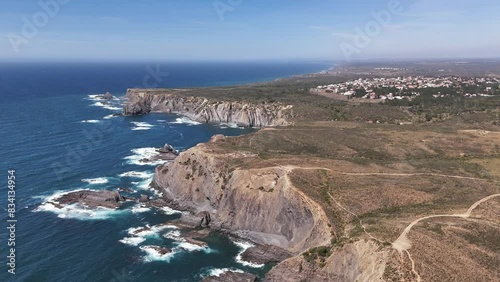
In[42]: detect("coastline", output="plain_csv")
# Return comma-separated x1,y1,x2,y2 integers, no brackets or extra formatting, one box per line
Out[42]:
115,65,339,280
118,61,500,281
5,53,500,282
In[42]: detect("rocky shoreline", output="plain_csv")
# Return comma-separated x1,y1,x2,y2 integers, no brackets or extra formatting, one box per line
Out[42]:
122,89,293,127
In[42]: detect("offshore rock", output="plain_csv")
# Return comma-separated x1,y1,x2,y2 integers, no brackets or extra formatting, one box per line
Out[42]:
50,190,128,209
96,92,114,100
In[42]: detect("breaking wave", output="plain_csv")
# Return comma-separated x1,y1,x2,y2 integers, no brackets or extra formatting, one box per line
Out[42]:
169,117,202,126
91,101,122,111
233,240,265,268
81,177,109,185
124,147,166,166
131,122,155,131
118,171,154,179
80,120,101,124
204,267,244,278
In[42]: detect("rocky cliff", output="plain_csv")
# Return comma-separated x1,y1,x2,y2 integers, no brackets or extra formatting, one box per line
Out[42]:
123,89,293,127
265,240,388,282
153,135,332,253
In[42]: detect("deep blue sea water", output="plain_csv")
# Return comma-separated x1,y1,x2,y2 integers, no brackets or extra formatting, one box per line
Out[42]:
0,61,332,282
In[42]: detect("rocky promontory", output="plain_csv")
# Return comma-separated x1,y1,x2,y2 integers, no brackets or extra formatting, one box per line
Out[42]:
122,89,293,127
152,136,332,254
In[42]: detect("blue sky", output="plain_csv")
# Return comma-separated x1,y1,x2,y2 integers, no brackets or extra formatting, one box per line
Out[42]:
1,0,499,61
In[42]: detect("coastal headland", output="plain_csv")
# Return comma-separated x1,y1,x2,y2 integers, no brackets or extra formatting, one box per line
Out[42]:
122,61,500,281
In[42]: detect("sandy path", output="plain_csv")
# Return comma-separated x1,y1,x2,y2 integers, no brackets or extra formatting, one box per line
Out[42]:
392,193,500,252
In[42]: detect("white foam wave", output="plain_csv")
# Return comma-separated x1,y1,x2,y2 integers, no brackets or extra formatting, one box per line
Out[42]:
169,117,201,126
220,123,244,129
91,101,122,111
234,240,265,268
126,224,177,239
206,267,244,278
162,229,182,241
140,245,179,262
81,177,109,185
140,242,214,263
80,120,101,124
36,201,124,220
91,101,105,107
131,204,151,214
103,114,118,119
177,242,213,253
133,225,213,262
119,236,146,246
120,224,178,248
124,147,166,166
103,106,122,111
118,171,154,179
87,94,120,101
135,178,153,191
131,122,155,131
159,206,183,215
131,126,152,131
162,229,213,253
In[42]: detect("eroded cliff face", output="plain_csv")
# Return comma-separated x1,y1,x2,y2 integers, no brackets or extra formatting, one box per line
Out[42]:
153,136,331,253
123,89,293,127
265,240,388,282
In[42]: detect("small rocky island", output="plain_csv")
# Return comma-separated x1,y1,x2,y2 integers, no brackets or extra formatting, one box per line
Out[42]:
94,92,115,100
139,143,180,164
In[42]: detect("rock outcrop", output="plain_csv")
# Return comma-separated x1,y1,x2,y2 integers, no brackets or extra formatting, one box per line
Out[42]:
137,144,179,165
265,240,388,282
122,89,293,127
50,190,128,209
153,137,332,254
95,92,114,100
241,244,293,264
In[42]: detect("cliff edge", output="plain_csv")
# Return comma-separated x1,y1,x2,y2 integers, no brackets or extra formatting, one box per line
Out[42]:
123,89,293,127
153,135,332,254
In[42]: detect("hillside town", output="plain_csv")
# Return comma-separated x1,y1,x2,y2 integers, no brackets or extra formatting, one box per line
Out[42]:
315,76,500,101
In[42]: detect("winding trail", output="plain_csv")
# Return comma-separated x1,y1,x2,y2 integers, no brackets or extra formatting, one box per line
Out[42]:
243,160,499,281
389,193,499,282
405,249,422,282
287,165,499,281
392,193,500,252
